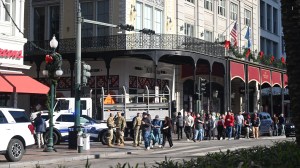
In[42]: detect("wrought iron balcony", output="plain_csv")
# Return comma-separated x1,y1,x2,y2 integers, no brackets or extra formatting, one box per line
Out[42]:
24,34,225,58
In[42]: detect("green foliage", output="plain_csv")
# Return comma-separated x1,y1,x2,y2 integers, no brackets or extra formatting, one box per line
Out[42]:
114,141,300,168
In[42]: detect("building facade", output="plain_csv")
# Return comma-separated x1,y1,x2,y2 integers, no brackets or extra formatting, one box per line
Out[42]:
0,0,49,110
23,0,288,119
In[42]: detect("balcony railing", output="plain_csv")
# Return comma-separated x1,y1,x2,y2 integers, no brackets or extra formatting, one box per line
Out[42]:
24,34,225,58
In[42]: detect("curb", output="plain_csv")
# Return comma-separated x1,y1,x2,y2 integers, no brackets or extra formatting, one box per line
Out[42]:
0,151,133,168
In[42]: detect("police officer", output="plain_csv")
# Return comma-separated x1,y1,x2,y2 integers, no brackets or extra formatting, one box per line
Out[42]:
106,113,115,147
133,113,142,147
115,112,126,146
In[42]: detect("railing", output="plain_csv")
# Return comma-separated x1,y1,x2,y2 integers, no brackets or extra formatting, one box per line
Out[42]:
24,34,226,58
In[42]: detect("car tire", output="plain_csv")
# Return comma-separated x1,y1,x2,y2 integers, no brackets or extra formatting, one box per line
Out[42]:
44,131,60,145
100,130,116,145
5,138,24,162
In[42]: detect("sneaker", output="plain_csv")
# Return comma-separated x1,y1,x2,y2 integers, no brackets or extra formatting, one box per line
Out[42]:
146,147,150,150
150,145,154,149
187,139,190,141
193,139,196,142
170,146,173,148
158,145,162,148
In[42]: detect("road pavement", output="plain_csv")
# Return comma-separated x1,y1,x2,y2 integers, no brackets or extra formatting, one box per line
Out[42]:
0,135,293,168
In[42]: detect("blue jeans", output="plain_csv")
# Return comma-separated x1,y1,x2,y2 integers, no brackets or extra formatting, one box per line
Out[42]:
226,126,233,139
143,130,151,148
152,130,161,145
194,128,204,141
235,124,242,139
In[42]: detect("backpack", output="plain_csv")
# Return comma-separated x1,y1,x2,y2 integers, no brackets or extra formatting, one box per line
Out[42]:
177,116,184,127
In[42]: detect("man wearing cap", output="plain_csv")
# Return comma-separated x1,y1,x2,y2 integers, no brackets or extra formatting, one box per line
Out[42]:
151,115,162,148
133,113,142,147
141,112,152,150
115,112,126,146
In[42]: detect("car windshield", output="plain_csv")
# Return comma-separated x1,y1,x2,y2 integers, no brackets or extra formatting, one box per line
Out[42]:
54,99,69,111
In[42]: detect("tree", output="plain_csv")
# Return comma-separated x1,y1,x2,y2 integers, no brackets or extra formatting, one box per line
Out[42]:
281,1,300,146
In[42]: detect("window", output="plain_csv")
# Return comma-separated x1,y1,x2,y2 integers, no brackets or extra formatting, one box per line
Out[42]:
8,111,31,123
204,0,213,11
260,1,265,29
184,23,194,37
218,0,226,17
144,5,152,29
267,4,271,31
218,34,225,42
230,3,238,21
57,115,74,122
244,9,251,26
49,6,60,39
34,7,46,41
80,100,87,110
273,8,278,34
0,111,8,124
273,41,278,57
97,0,109,36
0,0,11,22
81,2,93,37
54,99,69,111
136,2,142,30
154,9,162,34
204,30,213,42
185,0,194,4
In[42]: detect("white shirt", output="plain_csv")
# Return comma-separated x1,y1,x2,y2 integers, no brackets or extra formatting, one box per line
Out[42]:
185,115,194,127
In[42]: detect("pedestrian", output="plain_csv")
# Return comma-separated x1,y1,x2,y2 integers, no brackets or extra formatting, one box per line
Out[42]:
193,113,204,142
34,113,46,148
278,114,285,135
161,116,173,148
251,113,260,139
272,114,279,136
151,115,162,148
217,114,226,140
141,112,152,150
225,110,234,140
235,111,244,140
133,113,142,147
244,114,251,139
176,112,184,140
106,113,115,147
205,114,215,140
115,112,126,146
184,112,194,141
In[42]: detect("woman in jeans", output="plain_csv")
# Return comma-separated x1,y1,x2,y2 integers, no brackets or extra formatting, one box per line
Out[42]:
162,116,173,148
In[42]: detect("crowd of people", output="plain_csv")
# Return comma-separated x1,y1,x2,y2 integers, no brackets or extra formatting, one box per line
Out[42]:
106,110,286,150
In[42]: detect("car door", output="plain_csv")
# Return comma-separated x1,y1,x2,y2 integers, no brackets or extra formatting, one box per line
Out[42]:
55,114,75,137
0,111,12,151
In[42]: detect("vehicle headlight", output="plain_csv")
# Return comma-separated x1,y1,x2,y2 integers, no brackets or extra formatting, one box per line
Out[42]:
291,125,295,128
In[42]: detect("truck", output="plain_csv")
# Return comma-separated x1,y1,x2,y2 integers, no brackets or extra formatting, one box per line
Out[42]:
99,85,171,137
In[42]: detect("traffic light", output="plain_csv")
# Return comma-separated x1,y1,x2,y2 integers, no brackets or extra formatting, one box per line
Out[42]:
82,62,91,86
199,77,207,95
139,28,155,35
118,24,135,31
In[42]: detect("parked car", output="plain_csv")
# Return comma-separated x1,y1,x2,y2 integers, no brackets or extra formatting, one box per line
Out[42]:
285,122,296,137
31,111,112,145
0,108,35,162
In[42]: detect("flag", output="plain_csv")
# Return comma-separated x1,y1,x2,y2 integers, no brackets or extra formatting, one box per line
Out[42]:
245,48,251,58
230,22,238,47
245,26,251,48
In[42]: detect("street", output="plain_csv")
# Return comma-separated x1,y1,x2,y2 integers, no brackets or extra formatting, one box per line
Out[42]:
3,136,291,168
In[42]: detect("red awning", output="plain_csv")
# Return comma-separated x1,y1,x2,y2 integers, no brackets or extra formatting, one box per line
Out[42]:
248,66,260,83
0,74,49,94
272,71,282,87
230,61,245,81
261,69,271,85
284,74,288,88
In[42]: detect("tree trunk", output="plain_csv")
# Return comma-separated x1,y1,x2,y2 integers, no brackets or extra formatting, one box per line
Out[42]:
281,1,300,146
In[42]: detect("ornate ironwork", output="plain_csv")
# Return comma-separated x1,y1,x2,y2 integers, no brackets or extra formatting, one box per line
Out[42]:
24,34,225,58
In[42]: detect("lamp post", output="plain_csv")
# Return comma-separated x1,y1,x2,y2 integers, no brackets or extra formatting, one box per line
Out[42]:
43,35,63,152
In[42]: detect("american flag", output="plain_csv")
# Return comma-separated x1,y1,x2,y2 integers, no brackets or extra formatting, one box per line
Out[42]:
230,22,238,47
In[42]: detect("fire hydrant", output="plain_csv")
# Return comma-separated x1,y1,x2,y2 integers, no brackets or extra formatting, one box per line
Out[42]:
77,131,83,153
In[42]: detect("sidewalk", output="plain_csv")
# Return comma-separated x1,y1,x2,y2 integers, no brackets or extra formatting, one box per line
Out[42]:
0,142,144,168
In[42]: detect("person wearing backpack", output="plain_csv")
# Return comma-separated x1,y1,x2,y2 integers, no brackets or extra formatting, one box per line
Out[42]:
176,112,184,140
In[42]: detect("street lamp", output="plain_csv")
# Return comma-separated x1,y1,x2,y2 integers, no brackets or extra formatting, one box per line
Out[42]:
43,35,63,152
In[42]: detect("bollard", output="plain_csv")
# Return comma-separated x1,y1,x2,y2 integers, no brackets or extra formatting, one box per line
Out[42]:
77,131,83,153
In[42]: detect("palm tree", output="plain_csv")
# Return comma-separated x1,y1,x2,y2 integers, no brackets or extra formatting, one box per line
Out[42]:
281,1,300,146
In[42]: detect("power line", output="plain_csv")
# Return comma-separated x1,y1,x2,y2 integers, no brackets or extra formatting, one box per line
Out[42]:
0,0,51,53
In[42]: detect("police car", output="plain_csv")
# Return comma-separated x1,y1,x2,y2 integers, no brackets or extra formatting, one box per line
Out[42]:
31,111,109,145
